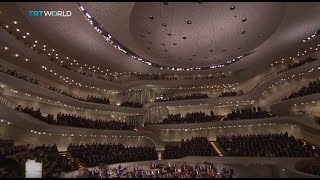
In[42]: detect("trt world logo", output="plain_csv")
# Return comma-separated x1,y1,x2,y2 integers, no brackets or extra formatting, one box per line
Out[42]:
28,10,72,17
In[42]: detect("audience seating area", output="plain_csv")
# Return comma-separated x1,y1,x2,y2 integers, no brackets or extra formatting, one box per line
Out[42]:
282,79,320,101
15,105,133,130
277,57,317,74
0,64,112,106
161,111,222,124
0,65,39,85
219,91,238,97
164,137,217,159
155,93,209,102
120,101,143,108
48,86,110,105
224,106,272,121
67,143,157,167
216,132,320,157
0,138,78,178
82,162,234,178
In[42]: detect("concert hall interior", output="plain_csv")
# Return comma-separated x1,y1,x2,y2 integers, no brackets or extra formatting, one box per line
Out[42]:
0,2,320,178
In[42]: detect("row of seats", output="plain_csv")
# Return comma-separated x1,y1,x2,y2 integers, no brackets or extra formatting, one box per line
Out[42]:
0,65,39,85
67,143,157,167
161,111,222,124
155,93,209,102
164,137,217,159
224,106,272,121
120,101,143,108
0,139,78,178
15,105,133,130
217,132,320,157
219,91,238,97
282,79,320,101
277,57,317,74
48,86,110,105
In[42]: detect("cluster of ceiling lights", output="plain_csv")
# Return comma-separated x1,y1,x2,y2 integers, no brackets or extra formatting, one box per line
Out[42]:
2,21,113,76
261,66,320,95
4,21,233,80
2,44,30,62
76,3,253,71
8,87,137,115
301,29,320,43
1,43,118,94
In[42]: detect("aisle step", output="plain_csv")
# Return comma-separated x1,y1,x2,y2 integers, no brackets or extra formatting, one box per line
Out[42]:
210,142,224,157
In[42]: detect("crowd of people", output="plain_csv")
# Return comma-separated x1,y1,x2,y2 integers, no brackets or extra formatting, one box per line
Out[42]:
0,65,39,85
15,105,133,130
282,79,320,101
86,95,110,105
0,64,112,107
120,101,143,108
161,111,222,124
15,105,55,124
67,143,157,167
48,86,111,105
224,106,272,121
277,57,317,74
216,132,320,157
164,137,217,159
29,144,79,177
81,162,234,178
56,113,133,130
0,138,78,178
219,91,238,97
155,93,209,102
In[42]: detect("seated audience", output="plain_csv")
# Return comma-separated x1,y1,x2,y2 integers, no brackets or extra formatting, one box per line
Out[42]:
15,105,133,130
67,143,157,167
277,57,317,74
56,112,133,130
224,106,272,121
217,132,320,157
282,79,320,101
155,93,209,102
161,111,222,124
0,138,78,178
219,91,237,97
48,86,110,105
0,65,39,85
164,137,217,159
120,101,143,108
15,105,55,124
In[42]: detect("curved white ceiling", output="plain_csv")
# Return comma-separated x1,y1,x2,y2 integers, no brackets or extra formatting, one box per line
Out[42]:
0,2,319,78
130,2,285,67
